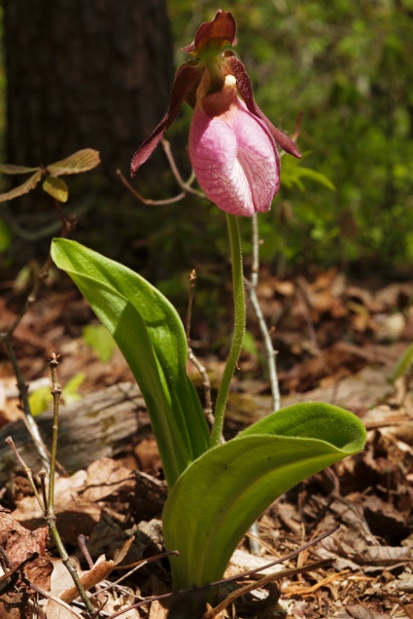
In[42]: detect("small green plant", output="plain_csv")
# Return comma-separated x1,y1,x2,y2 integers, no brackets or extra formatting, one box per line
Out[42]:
52,10,366,597
0,149,101,204
29,373,86,416
82,324,117,362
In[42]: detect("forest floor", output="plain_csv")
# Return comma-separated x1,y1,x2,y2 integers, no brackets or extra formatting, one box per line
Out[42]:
1,266,413,618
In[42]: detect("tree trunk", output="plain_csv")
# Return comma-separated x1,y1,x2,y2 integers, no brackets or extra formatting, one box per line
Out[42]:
3,0,174,181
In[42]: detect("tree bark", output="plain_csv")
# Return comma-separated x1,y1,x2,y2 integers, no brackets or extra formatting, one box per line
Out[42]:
3,0,174,183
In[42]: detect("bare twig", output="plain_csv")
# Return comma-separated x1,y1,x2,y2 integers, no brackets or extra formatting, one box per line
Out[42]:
2,339,51,471
42,353,97,617
116,169,187,205
6,437,46,510
47,353,61,512
203,558,334,619
161,139,204,198
78,535,94,570
116,138,204,206
245,214,281,553
246,214,281,412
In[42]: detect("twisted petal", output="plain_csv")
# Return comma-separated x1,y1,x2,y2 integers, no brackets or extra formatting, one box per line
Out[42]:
225,52,302,159
131,62,202,176
189,96,280,217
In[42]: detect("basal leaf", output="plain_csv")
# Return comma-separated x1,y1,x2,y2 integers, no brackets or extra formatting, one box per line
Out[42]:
0,170,42,202
163,402,366,588
47,149,101,176
51,238,209,487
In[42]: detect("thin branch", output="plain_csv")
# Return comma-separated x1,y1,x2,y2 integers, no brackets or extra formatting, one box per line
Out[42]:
5,437,45,511
116,137,204,205
116,169,186,205
47,353,61,513
42,353,97,617
203,558,334,619
161,139,204,198
245,214,281,413
2,339,51,471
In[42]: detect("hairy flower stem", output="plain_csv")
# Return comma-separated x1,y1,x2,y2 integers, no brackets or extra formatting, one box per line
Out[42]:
210,214,245,447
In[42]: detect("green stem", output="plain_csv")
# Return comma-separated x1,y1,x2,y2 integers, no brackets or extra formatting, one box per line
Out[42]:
210,214,245,447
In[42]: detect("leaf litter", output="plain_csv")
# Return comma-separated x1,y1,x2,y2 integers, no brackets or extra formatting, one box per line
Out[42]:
1,268,413,617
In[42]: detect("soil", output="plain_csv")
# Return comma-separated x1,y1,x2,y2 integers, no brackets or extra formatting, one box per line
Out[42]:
1,267,413,618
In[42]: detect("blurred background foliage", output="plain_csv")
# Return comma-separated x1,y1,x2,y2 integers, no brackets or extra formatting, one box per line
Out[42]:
1,0,413,305
167,0,413,274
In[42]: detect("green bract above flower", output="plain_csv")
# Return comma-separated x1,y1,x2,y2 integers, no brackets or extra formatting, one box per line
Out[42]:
131,10,301,216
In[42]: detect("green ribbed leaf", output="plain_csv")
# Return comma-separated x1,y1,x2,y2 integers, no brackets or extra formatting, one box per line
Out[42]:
163,402,366,588
51,238,209,488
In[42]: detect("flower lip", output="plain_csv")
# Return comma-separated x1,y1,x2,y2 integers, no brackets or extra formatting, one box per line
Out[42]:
189,94,280,217
182,10,237,57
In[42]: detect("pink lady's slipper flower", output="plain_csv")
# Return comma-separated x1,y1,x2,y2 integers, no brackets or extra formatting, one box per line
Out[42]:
131,10,301,217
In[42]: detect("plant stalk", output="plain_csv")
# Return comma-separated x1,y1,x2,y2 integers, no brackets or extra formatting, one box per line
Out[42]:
210,214,245,447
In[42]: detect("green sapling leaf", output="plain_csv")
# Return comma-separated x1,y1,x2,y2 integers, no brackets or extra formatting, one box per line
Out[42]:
43,176,69,202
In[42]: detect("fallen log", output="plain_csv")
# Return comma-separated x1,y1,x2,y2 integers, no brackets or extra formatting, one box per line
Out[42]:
0,382,150,485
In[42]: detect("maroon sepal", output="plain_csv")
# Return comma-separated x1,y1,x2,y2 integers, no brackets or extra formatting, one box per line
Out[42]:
182,10,237,56
131,62,203,176
225,53,302,159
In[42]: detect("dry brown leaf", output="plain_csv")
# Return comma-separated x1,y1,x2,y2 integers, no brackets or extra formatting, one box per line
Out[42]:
344,604,392,619
148,575,172,619
0,511,48,569
59,554,116,603
46,597,85,618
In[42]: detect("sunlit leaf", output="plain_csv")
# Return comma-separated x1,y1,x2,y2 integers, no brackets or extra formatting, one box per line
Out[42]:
281,155,335,192
51,238,210,488
390,342,413,383
82,324,117,362
29,386,52,417
63,373,86,404
47,149,101,176
43,176,69,202
295,167,336,191
0,170,42,202
163,402,366,588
